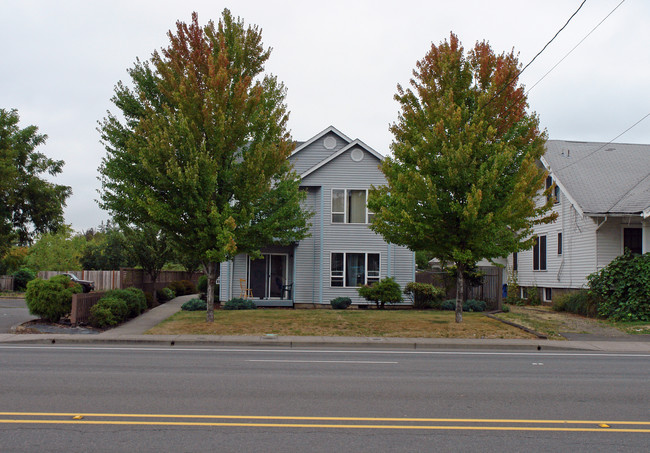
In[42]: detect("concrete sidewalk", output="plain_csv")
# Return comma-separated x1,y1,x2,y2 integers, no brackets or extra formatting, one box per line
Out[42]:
1,294,649,353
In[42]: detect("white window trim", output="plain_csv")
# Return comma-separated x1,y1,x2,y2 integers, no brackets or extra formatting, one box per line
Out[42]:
621,225,643,255
331,188,372,224
330,251,381,288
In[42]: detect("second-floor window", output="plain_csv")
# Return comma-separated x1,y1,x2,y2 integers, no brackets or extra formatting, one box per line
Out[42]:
332,189,373,223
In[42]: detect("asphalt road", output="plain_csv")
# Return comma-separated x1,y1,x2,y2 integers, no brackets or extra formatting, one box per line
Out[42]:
0,298,35,333
0,345,648,452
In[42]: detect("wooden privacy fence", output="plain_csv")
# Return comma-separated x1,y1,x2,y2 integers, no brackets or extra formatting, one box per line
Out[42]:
416,266,503,311
70,291,106,326
38,270,122,291
0,276,14,291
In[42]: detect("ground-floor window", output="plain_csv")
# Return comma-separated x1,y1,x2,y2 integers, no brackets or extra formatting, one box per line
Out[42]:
544,287,552,302
623,227,642,255
331,252,380,287
533,235,547,271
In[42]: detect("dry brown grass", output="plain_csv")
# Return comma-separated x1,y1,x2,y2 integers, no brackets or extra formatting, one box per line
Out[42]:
146,309,537,339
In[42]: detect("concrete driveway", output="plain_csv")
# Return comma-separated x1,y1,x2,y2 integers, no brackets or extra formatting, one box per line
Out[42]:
0,298,37,333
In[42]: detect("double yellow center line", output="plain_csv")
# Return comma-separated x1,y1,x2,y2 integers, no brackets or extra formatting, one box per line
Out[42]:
1,412,649,433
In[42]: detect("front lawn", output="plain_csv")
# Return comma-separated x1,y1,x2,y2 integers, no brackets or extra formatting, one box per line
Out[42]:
146,309,537,339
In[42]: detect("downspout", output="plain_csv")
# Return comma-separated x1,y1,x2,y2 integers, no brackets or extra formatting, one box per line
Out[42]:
387,242,391,277
319,187,324,305
595,216,608,272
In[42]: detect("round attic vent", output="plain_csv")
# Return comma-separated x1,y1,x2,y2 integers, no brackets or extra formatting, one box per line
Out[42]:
350,148,364,162
323,136,337,150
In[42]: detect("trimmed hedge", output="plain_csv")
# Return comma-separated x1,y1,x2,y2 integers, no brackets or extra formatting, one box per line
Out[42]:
357,277,402,309
104,288,147,318
181,298,207,311
90,296,128,328
25,275,82,322
223,298,256,310
330,297,351,309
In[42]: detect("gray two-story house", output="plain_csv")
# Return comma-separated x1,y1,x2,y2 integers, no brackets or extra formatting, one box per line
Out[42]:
219,126,416,307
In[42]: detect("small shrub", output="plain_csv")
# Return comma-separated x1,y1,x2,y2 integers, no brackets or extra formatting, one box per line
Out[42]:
552,291,598,317
89,296,129,328
89,305,117,328
12,267,36,291
463,299,487,312
441,299,487,312
181,280,197,295
501,304,510,313
167,281,186,296
357,277,402,309
156,287,175,303
181,298,207,311
25,275,81,322
527,286,541,306
330,297,352,309
104,288,146,319
404,282,444,309
223,298,257,310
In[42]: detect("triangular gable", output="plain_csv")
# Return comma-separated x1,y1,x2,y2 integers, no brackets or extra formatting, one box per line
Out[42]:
300,139,384,179
291,126,352,157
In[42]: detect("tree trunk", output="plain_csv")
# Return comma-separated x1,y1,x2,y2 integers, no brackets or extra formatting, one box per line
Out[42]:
455,263,465,323
204,262,218,323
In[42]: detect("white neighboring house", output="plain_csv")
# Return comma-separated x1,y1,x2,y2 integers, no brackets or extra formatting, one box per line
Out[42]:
510,140,650,302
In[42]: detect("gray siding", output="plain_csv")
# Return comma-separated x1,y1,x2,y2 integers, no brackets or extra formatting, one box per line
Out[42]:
221,131,415,306
290,131,349,175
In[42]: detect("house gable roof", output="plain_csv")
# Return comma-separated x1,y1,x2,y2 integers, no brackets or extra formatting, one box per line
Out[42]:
300,139,383,179
290,126,353,157
544,140,650,217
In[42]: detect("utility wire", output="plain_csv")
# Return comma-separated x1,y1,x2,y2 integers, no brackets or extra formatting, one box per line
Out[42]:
525,0,626,95
556,112,650,171
481,0,587,111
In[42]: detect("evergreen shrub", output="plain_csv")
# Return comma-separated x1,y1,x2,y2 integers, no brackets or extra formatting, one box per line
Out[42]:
441,299,487,312
25,275,81,322
104,288,146,318
330,297,351,309
357,277,402,309
89,296,128,328
12,267,36,291
223,298,256,310
181,298,207,311
404,282,444,309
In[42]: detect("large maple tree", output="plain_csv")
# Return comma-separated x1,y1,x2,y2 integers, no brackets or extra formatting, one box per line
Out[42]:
368,33,556,322
99,10,310,320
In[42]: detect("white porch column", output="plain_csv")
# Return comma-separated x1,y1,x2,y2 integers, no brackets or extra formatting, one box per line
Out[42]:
643,220,650,254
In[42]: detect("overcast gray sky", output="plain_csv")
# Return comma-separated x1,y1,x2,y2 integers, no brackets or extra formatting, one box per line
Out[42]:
2,0,648,233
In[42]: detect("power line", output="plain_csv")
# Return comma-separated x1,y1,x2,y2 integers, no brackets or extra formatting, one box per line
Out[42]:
525,0,626,95
556,112,650,171
482,0,587,111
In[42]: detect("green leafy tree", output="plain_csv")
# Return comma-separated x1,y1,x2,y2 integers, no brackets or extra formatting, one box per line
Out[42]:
0,108,71,257
25,225,86,271
123,224,173,291
368,33,556,322
98,10,310,321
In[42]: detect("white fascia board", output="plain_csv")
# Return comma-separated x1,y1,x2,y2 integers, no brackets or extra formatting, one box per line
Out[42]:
290,126,353,157
541,156,584,218
300,139,383,179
